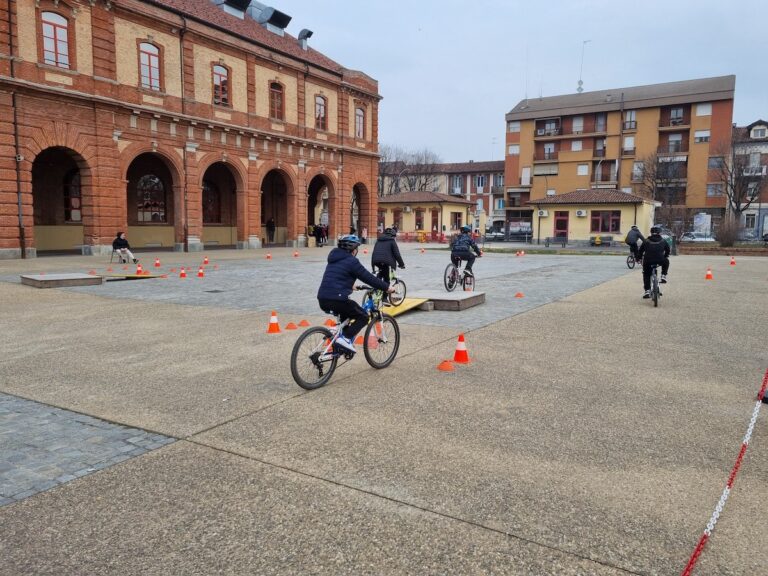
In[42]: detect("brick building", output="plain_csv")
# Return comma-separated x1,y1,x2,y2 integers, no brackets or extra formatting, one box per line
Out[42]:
0,0,380,258
732,120,768,239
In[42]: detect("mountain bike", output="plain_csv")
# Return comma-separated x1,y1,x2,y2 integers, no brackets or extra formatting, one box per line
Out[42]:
649,264,661,307
444,259,476,292
290,286,401,390
374,265,407,306
626,252,642,269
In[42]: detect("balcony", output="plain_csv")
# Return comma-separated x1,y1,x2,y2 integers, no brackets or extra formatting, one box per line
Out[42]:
450,187,463,195
535,127,561,137
623,121,637,130
593,148,606,158
743,166,767,176
622,147,636,156
491,186,505,194
658,143,688,155
659,117,689,128
592,174,617,185
534,151,559,161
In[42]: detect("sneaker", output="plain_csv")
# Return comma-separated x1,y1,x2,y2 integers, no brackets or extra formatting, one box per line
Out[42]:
464,269,474,276
660,274,667,284
133,258,139,264
642,290,651,299
335,335,356,353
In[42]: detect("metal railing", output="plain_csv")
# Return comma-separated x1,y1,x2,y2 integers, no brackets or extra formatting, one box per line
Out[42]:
743,166,767,176
623,121,637,130
658,143,688,154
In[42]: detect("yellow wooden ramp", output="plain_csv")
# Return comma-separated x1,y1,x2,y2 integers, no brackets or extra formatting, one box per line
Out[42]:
383,297,428,317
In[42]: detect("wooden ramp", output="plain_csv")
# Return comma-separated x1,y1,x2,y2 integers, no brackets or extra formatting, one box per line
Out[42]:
21,273,103,288
408,291,485,311
103,273,166,281
383,297,429,317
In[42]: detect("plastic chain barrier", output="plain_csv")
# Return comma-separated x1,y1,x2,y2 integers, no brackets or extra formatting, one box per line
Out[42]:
680,368,768,576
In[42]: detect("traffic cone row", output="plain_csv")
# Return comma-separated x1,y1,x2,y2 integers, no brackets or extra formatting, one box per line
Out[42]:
265,312,315,334
437,334,472,372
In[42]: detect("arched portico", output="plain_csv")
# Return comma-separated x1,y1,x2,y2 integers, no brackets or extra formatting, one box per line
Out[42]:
125,152,181,249
260,169,293,246
201,162,239,248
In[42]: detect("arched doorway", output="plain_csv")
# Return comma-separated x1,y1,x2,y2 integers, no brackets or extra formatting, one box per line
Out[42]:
32,147,88,253
307,175,332,245
350,188,360,236
352,182,370,241
126,153,176,249
201,162,237,248
261,170,289,246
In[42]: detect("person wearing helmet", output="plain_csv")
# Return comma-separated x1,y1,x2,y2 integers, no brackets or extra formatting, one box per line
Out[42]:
638,225,670,298
624,225,645,262
450,224,482,274
371,227,405,284
317,234,395,353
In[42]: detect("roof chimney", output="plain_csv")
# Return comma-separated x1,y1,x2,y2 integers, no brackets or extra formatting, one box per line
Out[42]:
298,29,313,50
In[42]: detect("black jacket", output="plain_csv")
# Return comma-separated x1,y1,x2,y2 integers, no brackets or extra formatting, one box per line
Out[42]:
112,237,130,250
451,232,481,255
638,234,670,264
317,248,390,301
625,228,644,245
371,235,404,268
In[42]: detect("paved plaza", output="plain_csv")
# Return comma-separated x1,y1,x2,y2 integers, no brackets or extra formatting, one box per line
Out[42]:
0,243,767,575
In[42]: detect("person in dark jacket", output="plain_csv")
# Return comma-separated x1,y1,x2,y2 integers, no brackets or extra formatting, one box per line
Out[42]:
625,225,645,262
371,227,405,284
638,226,670,298
317,234,394,353
112,232,138,263
450,225,482,274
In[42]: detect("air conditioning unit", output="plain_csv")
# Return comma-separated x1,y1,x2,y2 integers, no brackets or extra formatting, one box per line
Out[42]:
537,209,549,217
537,128,546,135
576,209,588,217
403,206,412,213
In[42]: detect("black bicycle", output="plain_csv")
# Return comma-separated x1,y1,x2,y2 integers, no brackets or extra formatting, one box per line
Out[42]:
649,264,661,307
626,252,642,269
374,265,407,306
290,286,401,390
444,259,476,292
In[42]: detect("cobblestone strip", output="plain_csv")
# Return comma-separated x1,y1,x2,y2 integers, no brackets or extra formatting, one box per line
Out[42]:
0,393,175,506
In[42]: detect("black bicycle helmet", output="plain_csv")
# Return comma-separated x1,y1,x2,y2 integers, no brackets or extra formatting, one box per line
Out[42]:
460,225,471,233
384,227,397,237
650,226,661,234
337,234,362,252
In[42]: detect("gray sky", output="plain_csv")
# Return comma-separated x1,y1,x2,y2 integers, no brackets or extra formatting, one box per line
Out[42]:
275,0,768,163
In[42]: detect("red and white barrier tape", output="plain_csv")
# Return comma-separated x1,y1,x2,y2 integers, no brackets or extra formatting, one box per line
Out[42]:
681,368,768,576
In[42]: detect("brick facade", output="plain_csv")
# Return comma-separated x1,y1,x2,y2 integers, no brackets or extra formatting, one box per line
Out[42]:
0,0,380,258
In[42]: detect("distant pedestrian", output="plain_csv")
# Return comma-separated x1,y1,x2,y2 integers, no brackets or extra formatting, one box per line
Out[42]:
266,217,276,243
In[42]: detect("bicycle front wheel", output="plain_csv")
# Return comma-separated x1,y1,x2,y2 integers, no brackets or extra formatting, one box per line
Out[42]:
626,255,635,269
444,264,458,291
290,327,338,390
363,314,400,369
652,277,659,308
388,279,407,306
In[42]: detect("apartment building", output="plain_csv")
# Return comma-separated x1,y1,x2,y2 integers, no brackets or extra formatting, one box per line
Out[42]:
504,76,735,241
0,0,380,258
732,120,768,238
378,160,504,232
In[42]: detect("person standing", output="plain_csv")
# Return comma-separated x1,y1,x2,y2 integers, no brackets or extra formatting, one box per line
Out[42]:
266,217,276,244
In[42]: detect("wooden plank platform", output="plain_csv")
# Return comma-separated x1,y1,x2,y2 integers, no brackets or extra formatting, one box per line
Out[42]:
383,298,430,317
102,273,166,281
21,273,103,288
407,290,485,311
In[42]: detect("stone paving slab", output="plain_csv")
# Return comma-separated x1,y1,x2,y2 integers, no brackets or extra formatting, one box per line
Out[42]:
0,394,174,506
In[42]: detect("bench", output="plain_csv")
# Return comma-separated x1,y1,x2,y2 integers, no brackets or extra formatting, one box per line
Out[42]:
590,235,613,247
544,236,567,248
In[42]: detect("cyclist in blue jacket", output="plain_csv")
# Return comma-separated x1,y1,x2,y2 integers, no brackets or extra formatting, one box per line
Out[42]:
317,234,394,353
450,225,482,274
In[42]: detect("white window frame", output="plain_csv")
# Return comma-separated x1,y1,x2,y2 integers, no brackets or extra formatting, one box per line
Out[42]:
572,116,583,133
475,175,487,188
694,130,710,143
577,163,589,176
507,121,520,133
752,127,766,138
507,144,520,155
706,183,723,197
632,161,644,181
571,140,582,152
696,103,712,116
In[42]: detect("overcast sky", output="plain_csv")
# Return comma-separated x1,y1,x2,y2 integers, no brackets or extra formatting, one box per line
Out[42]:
275,0,768,163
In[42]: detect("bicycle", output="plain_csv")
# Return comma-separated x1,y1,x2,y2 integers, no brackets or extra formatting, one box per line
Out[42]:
374,265,407,306
444,258,476,292
649,264,661,307
626,252,642,269
290,286,401,390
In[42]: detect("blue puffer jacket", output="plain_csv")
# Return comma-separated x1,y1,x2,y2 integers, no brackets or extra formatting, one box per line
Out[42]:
317,248,390,301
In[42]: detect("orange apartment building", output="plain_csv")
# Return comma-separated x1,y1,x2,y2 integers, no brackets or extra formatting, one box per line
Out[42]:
504,76,735,242
0,0,380,258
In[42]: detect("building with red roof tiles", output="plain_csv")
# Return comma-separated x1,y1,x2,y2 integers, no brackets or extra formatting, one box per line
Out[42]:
0,0,380,258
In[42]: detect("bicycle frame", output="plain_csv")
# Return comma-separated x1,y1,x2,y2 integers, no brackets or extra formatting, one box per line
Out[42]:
319,288,388,360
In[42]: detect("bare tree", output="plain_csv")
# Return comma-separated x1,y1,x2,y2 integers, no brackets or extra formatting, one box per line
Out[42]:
633,152,692,237
378,145,442,197
710,138,768,224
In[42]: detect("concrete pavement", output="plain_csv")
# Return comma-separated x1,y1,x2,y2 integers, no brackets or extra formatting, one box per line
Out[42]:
0,245,766,575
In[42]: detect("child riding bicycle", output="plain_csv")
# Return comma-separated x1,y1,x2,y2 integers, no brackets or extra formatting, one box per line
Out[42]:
624,225,644,263
317,234,394,353
450,225,482,274
371,227,405,284
638,226,670,299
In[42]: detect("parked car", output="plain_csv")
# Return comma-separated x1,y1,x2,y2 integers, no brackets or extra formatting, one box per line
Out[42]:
680,232,715,242
484,230,505,241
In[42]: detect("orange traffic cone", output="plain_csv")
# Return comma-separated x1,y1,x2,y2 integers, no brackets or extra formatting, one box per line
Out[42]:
179,267,187,278
299,319,310,327
520,250,525,256
169,268,176,273
197,266,205,278
293,250,299,258
705,267,713,280
88,270,97,275
363,248,368,255
437,360,455,372
324,318,337,327
266,311,281,334
514,292,524,298
106,266,113,272
285,322,298,330
203,256,209,265
453,334,470,364
136,263,143,275
515,251,520,257
420,247,425,254
266,253,272,260
354,335,364,345
730,256,736,266
154,258,161,268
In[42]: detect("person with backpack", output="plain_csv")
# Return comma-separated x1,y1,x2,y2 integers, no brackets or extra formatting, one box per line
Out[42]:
371,227,405,285
638,226,670,298
450,225,482,275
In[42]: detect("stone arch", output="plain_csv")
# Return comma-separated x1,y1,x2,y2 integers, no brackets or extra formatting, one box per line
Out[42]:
254,161,298,245
351,180,374,242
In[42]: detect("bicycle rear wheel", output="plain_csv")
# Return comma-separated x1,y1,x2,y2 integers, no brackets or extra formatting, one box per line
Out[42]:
462,273,475,292
652,274,659,307
363,314,400,369
444,264,458,292
626,255,635,269
388,279,407,306
290,327,338,390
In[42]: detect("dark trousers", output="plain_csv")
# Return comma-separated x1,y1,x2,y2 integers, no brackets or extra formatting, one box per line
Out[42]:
642,258,669,290
629,243,640,260
318,298,369,340
451,251,476,272
267,229,275,243
373,262,391,285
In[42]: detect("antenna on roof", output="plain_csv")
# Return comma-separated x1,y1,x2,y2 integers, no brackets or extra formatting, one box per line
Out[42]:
577,39,591,93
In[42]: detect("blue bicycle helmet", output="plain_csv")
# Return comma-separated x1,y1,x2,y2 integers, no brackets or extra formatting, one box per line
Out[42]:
460,225,471,233
337,234,362,252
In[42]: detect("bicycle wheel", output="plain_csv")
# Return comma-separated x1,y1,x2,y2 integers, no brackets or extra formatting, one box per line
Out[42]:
389,279,407,306
626,255,635,269
462,273,475,292
363,314,400,369
290,327,338,390
444,264,458,291
652,274,659,308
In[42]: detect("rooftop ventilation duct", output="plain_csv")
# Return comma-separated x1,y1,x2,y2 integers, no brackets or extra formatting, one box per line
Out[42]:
298,29,313,50
246,1,292,36
212,0,252,19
